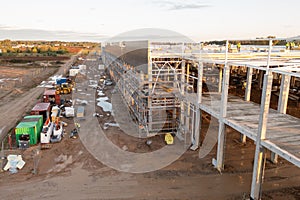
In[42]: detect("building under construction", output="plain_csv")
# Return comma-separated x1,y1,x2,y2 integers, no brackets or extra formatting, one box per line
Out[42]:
102,40,300,200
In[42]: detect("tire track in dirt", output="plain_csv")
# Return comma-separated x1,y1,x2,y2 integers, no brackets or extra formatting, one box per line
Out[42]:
0,55,78,142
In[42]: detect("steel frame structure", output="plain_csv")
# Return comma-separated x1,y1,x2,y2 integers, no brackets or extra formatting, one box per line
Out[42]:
102,40,300,200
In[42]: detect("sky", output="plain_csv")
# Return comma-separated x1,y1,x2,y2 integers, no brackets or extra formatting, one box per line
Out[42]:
0,0,299,42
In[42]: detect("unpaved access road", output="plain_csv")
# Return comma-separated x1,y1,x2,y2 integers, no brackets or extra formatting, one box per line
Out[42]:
0,55,78,141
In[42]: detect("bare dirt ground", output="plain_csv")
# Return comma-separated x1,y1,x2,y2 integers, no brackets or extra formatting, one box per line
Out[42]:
0,55,77,141
0,56,299,200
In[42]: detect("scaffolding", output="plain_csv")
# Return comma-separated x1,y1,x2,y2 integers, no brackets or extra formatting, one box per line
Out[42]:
103,42,200,138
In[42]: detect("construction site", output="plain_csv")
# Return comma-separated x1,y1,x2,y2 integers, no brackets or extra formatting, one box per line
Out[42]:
0,39,299,200
102,40,300,199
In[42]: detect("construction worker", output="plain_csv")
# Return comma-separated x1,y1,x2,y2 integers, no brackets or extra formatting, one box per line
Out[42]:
228,42,231,52
75,123,80,132
291,42,295,50
237,42,241,52
286,42,290,50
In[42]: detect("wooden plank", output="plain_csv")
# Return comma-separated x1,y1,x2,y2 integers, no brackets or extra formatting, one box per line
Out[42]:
228,111,260,117
224,119,258,140
268,130,300,137
225,120,258,134
230,115,260,122
267,127,300,135
271,135,300,143
267,121,300,127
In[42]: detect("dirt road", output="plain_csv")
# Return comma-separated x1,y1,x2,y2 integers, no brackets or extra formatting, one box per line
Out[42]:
0,55,78,141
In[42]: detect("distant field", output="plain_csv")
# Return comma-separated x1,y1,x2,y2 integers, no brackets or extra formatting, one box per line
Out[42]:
0,56,70,62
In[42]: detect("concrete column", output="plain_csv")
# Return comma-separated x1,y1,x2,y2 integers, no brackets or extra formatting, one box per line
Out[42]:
197,62,203,104
241,134,247,144
148,41,153,132
181,61,186,95
258,70,264,90
179,61,186,138
245,67,253,101
185,102,191,146
190,61,203,150
215,122,226,171
191,109,201,150
218,67,223,93
250,73,273,200
242,67,253,143
278,74,291,114
270,74,291,163
213,40,230,171
186,63,190,84
173,63,179,124
290,76,296,87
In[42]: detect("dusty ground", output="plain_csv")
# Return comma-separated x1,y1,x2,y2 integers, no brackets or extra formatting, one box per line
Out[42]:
0,55,299,200
0,55,77,141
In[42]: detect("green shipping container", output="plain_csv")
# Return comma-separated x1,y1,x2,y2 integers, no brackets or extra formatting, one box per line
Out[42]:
23,115,43,141
15,121,38,145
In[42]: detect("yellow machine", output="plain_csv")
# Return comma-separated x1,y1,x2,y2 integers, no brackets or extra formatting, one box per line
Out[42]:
56,83,72,95
165,133,174,145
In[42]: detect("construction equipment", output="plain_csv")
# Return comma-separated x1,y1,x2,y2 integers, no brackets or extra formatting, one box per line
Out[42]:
56,83,72,95
165,133,174,145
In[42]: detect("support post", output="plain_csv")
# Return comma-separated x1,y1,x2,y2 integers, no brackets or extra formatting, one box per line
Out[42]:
259,70,264,90
278,74,291,114
250,39,273,200
215,122,226,170
218,67,223,93
148,41,153,132
179,61,186,139
290,76,296,87
270,74,291,163
241,66,253,143
190,59,203,150
181,61,186,95
197,61,203,104
245,67,253,101
186,63,190,84
213,40,230,171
